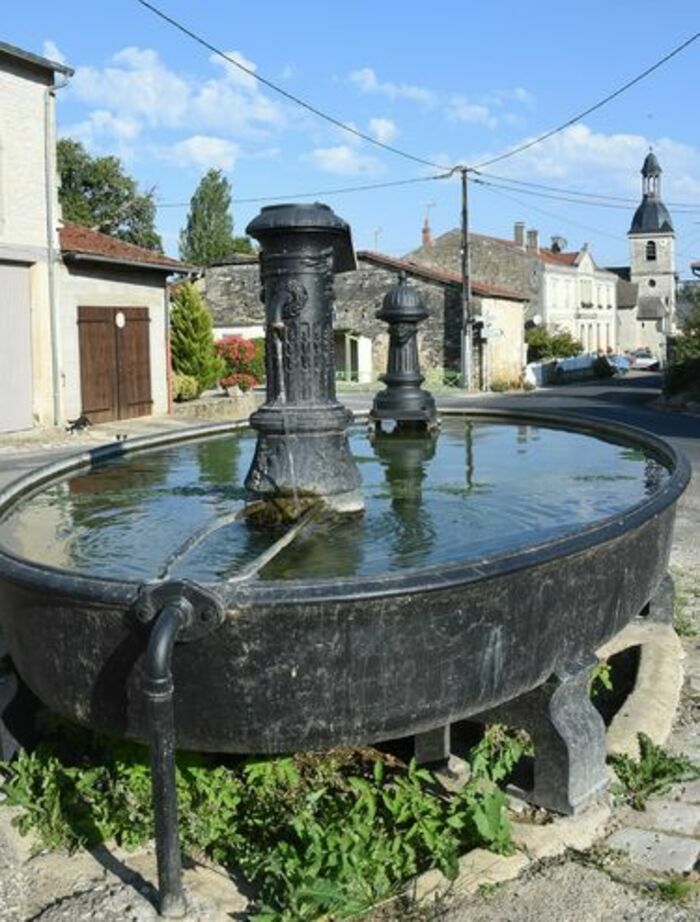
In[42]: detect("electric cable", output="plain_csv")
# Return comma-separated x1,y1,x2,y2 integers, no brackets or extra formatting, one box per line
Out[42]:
136,0,447,171
157,171,452,208
477,171,700,211
472,31,700,170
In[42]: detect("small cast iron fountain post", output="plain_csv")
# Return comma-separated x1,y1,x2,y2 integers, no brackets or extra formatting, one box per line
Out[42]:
370,271,437,432
245,203,363,516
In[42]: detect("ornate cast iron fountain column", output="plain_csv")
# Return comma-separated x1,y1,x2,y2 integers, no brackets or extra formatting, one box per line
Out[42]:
370,272,438,432
245,203,363,516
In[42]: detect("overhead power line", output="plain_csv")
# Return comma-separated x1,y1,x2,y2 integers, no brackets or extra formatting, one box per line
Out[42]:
157,171,452,208
474,176,700,213
472,30,700,170
475,180,622,243
136,0,447,171
477,171,700,211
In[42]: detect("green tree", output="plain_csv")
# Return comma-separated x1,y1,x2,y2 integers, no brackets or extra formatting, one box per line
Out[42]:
525,326,583,363
170,283,225,394
179,169,252,266
57,138,162,250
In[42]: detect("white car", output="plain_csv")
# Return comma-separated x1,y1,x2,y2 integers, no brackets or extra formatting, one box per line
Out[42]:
629,349,660,371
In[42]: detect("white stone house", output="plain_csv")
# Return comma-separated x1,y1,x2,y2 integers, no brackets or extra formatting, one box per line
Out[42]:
0,41,191,432
536,241,619,353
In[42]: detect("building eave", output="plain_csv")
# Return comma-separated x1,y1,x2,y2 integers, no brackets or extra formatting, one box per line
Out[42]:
62,251,197,276
0,40,74,77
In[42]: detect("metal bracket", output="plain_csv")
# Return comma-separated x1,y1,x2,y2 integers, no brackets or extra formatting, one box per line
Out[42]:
132,579,225,642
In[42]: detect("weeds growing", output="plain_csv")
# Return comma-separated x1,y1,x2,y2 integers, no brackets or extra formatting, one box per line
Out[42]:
609,733,700,810
0,719,524,921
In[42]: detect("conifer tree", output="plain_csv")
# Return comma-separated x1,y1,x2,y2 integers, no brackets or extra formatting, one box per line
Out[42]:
170,283,224,393
179,169,252,266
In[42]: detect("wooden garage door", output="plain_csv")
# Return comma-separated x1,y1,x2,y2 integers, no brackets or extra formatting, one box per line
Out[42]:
78,307,152,423
0,263,33,432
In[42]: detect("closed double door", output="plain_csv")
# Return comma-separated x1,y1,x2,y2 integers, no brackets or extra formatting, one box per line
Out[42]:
78,306,152,423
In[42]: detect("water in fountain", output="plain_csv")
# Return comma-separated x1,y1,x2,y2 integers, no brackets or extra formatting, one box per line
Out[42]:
0,417,669,584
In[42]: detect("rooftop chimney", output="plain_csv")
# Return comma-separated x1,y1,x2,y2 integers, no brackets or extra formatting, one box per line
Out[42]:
421,216,433,249
526,228,540,252
514,221,526,249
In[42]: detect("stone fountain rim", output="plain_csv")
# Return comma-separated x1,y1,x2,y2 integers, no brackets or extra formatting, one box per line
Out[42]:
0,408,689,608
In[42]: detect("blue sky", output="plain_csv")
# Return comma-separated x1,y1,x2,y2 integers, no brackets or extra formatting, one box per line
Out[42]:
7,1,700,274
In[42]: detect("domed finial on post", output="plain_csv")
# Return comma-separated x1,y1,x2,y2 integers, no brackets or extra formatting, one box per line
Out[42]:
370,272,438,434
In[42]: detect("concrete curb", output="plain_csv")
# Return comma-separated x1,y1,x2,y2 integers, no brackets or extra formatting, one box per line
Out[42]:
597,621,685,759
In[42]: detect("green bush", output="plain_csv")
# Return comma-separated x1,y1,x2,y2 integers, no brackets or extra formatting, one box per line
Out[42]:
525,327,583,363
170,283,225,393
172,372,200,401
250,338,266,382
665,357,700,397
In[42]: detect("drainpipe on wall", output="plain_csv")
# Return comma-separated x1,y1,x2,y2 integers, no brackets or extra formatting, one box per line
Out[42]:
44,76,70,427
165,283,173,415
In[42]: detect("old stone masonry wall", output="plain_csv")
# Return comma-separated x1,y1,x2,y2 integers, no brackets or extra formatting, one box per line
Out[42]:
203,257,463,379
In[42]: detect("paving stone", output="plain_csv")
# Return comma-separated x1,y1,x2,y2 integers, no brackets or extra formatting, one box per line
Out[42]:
668,722,700,763
622,799,700,837
670,778,700,804
606,827,700,873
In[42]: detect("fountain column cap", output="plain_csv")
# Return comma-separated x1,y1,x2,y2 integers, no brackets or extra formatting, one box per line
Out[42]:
376,270,429,324
246,202,357,273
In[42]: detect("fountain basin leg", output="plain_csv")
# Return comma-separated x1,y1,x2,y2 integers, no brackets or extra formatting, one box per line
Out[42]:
475,655,608,815
642,571,674,624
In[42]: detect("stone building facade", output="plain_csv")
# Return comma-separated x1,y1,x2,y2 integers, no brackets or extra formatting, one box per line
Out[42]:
201,251,527,387
409,223,618,352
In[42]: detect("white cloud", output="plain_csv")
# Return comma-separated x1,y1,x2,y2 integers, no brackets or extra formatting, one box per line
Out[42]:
305,145,383,176
208,50,259,91
63,109,142,147
474,124,700,202
164,136,239,171
70,47,189,127
447,98,496,128
42,40,67,66
349,67,437,106
369,118,397,143
68,46,284,138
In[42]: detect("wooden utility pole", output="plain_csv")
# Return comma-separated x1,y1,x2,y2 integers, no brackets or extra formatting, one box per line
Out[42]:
460,168,473,390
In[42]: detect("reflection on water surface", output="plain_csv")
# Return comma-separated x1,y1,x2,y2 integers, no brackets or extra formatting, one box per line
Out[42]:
0,418,669,583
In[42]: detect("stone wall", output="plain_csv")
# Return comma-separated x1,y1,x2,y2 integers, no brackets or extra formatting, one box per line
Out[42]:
409,231,541,317
203,257,464,379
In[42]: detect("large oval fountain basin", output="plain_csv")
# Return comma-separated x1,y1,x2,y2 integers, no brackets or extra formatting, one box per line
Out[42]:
0,409,689,752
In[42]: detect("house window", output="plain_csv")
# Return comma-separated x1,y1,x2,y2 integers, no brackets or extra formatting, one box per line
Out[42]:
648,279,656,287
646,240,657,261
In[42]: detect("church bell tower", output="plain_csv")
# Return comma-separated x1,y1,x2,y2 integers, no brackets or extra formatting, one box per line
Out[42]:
628,151,676,344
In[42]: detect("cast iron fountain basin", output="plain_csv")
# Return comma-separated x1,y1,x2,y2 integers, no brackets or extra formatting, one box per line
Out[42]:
0,409,689,754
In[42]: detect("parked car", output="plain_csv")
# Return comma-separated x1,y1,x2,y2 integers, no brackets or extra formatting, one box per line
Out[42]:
607,354,630,375
629,349,660,371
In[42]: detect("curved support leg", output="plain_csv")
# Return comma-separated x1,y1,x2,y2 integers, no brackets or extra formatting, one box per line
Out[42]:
641,571,674,625
475,655,608,815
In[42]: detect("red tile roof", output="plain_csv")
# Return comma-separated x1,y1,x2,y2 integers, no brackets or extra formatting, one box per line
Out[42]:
59,221,194,273
357,250,528,301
